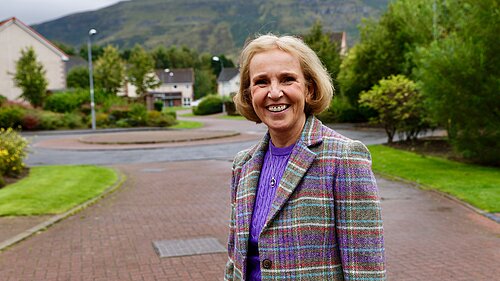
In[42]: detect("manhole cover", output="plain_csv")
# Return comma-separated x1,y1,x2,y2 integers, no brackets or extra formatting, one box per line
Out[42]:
152,237,226,258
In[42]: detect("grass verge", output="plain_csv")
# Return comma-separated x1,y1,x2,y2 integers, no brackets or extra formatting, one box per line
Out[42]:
171,120,204,129
368,145,500,213
0,165,118,216
218,114,246,120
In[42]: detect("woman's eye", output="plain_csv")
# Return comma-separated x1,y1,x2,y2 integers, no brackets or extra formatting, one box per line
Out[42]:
282,77,296,84
254,79,267,86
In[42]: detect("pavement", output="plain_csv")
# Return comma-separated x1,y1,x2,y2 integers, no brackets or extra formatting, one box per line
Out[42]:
0,113,498,280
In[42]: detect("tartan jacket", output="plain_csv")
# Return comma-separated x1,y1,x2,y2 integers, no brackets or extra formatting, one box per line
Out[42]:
225,115,386,280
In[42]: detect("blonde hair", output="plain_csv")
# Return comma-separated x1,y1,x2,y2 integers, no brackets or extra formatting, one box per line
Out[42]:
234,34,334,123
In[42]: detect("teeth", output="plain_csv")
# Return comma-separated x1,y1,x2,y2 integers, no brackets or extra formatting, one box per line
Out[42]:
268,105,287,112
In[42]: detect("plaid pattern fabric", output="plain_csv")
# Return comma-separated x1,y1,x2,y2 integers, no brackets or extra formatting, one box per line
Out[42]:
225,116,386,280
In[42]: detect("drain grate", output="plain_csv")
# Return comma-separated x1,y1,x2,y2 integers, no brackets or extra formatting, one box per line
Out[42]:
152,237,226,258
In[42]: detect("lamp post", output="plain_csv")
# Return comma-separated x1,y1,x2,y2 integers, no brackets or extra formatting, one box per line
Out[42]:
87,28,97,130
212,56,226,112
212,56,224,74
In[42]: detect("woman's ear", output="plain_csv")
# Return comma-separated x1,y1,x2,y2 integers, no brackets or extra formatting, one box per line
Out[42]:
306,84,314,103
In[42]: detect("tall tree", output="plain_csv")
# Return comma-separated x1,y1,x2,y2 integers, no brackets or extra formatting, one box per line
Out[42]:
303,21,342,90
94,45,126,95
337,0,434,108
13,47,48,107
415,0,500,164
127,44,160,98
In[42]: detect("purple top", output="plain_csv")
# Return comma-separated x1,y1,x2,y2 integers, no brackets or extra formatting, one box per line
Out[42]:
246,141,295,281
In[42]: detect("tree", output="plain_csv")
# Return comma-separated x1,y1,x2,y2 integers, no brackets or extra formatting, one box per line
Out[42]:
303,21,342,90
127,44,160,98
359,75,430,143
13,47,48,107
67,66,89,89
337,0,434,109
415,0,500,164
94,45,125,95
194,69,216,100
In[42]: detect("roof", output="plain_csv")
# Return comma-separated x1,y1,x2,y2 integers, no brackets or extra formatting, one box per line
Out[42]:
155,68,194,84
0,17,69,61
217,67,239,82
65,56,87,74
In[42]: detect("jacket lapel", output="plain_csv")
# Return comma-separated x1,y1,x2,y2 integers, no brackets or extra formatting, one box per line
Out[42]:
235,134,269,255
263,116,323,230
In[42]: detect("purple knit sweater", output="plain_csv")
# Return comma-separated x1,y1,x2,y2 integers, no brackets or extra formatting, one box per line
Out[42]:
246,142,295,281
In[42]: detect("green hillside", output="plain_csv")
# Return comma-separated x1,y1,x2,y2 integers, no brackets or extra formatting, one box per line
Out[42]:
33,0,388,56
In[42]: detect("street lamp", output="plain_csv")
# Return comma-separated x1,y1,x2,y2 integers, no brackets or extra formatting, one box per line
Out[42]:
87,28,97,130
212,56,225,113
212,56,224,74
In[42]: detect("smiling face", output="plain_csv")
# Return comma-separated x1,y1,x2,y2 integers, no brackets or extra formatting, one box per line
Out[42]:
249,48,309,147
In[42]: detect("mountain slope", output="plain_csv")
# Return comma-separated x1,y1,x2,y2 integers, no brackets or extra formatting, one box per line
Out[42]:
33,0,388,55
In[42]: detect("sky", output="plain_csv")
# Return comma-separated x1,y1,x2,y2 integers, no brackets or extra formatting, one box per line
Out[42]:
0,0,124,25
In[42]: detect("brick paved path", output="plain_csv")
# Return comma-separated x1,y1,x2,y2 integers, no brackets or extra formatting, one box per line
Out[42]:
0,160,499,280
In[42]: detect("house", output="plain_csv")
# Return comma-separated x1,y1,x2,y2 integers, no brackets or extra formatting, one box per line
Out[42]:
147,68,194,108
216,67,239,98
0,17,68,100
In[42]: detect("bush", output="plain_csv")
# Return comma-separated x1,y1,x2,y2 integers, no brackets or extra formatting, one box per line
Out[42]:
44,90,88,113
129,103,147,126
359,75,431,143
38,111,64,130
193,95,223,115
62,113,84,129
95,113,110,127
0,128,28,178
21,111,41,130
0,106,23,129
0,95,7,107
147,111,176,127
154,101,163,112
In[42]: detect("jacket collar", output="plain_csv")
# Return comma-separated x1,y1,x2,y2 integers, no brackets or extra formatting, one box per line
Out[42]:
238,115,324,238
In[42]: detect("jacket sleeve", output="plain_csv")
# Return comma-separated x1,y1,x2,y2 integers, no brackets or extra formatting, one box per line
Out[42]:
334,140,386,280
224,157,240,280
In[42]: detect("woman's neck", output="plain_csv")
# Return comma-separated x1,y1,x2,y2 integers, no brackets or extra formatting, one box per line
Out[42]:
269,118,306,148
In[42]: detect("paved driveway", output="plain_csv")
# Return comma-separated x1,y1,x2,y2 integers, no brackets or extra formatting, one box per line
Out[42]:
1,114,497,280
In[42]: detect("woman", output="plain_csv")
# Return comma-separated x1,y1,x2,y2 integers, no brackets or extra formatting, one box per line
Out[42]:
225,34,386,281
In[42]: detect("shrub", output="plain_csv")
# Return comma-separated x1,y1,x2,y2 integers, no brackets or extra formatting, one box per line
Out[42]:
0,128,28,178
108,106,130,121
0,95,7,107
0,106,24,129
359,75,431,143
147,111,176,127
129,103,147,126
38,111,64,130
62,113,84,129
21,111,41,130
193,95,223,115
154,101,163,112
95,113,110,127
44,90,89,113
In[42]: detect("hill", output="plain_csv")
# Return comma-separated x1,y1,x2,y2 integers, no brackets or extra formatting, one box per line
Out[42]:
33,0,388,56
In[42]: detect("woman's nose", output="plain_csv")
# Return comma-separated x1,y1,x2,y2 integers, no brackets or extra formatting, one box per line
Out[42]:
267,83,283,99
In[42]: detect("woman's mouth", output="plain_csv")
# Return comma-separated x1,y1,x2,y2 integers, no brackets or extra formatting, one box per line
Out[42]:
267,105,289,112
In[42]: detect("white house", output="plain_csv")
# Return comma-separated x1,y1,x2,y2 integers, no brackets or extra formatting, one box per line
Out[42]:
216,67,239,98
0,17,68,100
147,68,194,108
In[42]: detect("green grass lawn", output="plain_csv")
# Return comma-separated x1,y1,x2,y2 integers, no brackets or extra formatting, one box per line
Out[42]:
218,114,246,120
0,165,118,216
163,106,189,113
368,145,500,213
170,120,204,129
